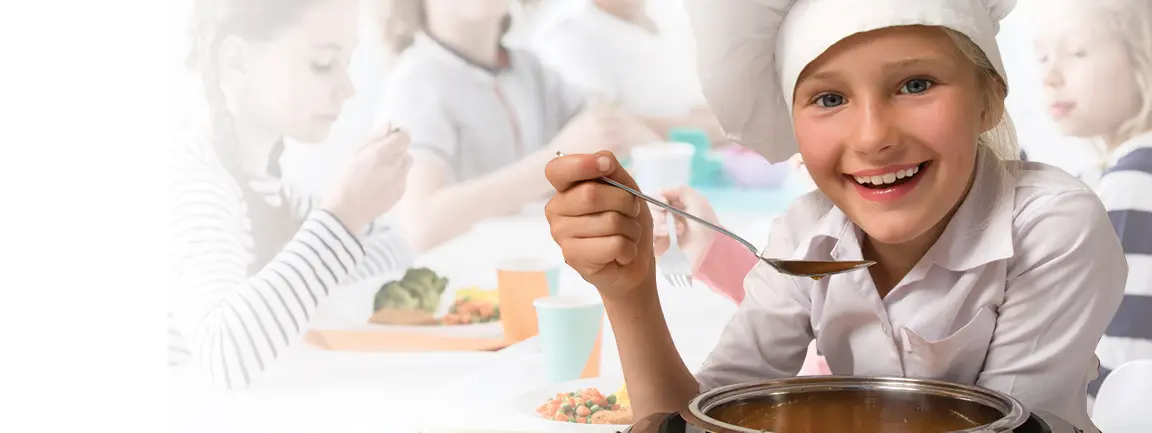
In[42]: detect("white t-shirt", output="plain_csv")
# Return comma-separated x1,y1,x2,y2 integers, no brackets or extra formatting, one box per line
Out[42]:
376,34,586,184
530,1,705,118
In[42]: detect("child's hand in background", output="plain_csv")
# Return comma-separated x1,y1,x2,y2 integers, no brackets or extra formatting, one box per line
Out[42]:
651,185,721,272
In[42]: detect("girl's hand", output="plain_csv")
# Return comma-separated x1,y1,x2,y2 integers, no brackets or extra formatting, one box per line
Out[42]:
321,125,413,234
544,151,656,299
651,185,721,272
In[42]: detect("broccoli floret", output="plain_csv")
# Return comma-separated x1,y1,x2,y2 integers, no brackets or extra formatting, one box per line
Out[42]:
373,281,419,310
373,268,449,312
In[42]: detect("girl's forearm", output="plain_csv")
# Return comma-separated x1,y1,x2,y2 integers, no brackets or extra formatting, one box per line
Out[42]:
602,273,700,419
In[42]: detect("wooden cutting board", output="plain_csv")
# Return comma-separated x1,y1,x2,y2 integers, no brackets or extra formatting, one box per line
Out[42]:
368,308,439,326
305,329,513,352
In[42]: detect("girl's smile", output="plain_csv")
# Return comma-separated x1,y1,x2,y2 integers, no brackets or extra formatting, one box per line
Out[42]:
792,25,996,246
845,160,932,203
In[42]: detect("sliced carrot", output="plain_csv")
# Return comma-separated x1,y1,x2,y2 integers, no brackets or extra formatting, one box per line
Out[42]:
576,417,587,423
553,413,568,422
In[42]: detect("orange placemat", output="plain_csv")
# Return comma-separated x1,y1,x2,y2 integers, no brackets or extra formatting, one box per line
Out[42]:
305,329,513,352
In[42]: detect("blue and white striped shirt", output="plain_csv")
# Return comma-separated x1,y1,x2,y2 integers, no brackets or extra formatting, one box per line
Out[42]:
167,127,414,390
1088,133,1152,398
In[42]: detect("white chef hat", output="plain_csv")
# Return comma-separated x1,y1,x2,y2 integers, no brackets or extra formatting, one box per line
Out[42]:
682,0,1018,163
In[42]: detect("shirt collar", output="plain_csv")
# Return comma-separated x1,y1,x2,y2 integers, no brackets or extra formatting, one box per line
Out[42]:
412,32,512,80
788,147,1015,272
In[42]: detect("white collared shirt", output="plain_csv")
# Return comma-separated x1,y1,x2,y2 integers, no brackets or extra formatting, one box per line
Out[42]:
695,149,1127,433
529,1,705,118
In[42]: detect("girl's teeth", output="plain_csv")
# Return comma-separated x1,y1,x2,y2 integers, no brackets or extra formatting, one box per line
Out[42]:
854,164,922,185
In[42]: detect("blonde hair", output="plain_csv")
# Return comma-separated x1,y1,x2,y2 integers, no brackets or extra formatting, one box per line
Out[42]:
941,27,1019,233
1085,0,1152,144
380,0,521,56
941,27,1020,163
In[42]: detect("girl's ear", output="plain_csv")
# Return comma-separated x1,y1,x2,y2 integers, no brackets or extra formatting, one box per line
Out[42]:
979,76,1008,134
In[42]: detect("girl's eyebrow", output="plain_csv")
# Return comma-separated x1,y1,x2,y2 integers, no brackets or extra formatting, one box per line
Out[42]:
805,56,952,82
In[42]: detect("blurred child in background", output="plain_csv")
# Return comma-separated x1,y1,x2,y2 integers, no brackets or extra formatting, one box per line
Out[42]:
1033,0,1152,403
171,0,414,390
377,0,654,252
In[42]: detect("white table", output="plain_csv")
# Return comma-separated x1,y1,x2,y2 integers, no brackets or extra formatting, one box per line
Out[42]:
415,282,741,433
169,201,778,433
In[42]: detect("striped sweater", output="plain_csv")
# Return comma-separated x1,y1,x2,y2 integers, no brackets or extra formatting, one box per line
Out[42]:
1088,133,1152,398
167,128,414,390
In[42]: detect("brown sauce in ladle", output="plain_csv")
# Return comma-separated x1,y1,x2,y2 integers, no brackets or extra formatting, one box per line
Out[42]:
768,260,873,280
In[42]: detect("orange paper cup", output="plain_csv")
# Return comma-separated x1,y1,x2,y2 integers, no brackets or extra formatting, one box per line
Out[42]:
496,258,560,343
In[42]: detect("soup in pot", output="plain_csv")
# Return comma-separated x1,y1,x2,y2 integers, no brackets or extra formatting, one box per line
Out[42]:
707,389,1005,433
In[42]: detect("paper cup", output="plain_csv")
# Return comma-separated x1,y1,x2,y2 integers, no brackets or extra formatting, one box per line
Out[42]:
629,142,696,194
496,258,561,343
534,296,605,383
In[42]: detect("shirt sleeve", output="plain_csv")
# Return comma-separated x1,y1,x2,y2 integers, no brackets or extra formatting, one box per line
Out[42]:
169,154,372,391
1088,167,1152,396
530,51,589,134
284,189,416,284
374,68,459,178
694,213,814,391
694,232,758,304
976,190,1126,432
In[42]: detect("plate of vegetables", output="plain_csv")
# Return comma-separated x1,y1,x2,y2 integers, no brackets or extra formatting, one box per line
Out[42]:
366,268,502,338
512,377,632,430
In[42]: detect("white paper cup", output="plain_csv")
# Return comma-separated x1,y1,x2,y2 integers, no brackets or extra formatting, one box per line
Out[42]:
629,142,696,194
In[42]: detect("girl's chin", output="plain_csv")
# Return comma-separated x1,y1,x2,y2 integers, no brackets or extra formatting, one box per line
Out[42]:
288,127,335,145
853,213,936,246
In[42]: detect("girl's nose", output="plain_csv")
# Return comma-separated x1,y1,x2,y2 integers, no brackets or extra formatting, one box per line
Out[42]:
849,103,898,156
1043,63,1065,89
336,71,356,102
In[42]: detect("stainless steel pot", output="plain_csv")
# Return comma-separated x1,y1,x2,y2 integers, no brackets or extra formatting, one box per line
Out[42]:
679,376,1031,433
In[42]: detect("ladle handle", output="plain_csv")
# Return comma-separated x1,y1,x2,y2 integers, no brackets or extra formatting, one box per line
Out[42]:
554,151,762,255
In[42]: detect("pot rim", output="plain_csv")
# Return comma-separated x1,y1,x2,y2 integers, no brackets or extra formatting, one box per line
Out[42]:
684,375,1030,433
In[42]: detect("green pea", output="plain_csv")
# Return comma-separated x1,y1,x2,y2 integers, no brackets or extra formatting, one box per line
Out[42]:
607,395,617,405
591,405,603,413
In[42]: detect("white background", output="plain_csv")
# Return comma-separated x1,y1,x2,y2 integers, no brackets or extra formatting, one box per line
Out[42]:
2,0,168,432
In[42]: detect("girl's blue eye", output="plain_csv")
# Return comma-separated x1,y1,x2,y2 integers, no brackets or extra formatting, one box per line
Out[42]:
900,79,933,94
816,94,846,108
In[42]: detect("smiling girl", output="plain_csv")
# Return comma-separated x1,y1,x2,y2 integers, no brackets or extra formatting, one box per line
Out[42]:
170,0,414,390
543,0,1126,431
1033,0,1152,403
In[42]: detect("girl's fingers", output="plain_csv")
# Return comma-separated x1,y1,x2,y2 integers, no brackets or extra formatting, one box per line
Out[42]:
547,181,639,217
552,212,643,243
557,236,640,269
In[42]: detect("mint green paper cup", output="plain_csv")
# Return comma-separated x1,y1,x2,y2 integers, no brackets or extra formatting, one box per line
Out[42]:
533,296,605,383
